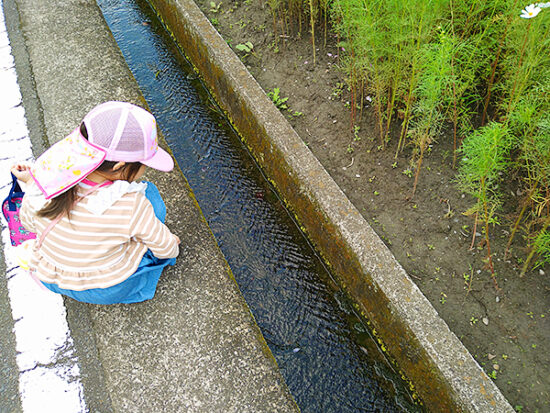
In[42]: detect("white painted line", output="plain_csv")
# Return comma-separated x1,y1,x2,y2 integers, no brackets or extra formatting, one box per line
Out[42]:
0,2,86,411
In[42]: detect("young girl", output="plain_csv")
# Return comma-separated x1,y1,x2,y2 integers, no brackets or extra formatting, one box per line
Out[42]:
11,101,180,305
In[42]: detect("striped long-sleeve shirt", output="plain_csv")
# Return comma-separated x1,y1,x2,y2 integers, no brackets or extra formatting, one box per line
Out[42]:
20,180,179,290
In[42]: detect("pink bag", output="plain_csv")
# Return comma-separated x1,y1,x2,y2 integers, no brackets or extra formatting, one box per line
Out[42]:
2,173,36,246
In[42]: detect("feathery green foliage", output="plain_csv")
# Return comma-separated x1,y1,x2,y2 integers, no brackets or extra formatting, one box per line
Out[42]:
409,29,454,196
270,0,550,274
458,122,512,287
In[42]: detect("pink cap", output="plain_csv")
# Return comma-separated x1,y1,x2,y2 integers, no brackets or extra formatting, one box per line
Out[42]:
83,101,174,172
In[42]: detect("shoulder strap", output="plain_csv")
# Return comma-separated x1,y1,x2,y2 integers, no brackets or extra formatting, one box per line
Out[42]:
35,180,112,249
4,173,24,212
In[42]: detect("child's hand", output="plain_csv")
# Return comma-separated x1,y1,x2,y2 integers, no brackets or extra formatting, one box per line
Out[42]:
11,164,32,184
175,235,181,245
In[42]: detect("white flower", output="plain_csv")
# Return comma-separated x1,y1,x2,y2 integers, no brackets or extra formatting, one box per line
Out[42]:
520,3,542,18
537,2,550,8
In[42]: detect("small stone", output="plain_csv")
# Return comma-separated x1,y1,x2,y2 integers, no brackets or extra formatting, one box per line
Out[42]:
488,353,496,360
493,364,500,371
496,296,500,303
540,269,545,276
482,317,489,325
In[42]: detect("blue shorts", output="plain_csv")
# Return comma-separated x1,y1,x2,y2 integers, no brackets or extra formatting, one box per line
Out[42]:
42,182,176,305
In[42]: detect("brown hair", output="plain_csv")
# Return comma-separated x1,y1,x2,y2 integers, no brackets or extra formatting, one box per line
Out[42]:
37,123,144,220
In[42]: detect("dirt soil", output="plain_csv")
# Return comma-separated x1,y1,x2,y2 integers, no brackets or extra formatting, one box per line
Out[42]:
192,1,550,411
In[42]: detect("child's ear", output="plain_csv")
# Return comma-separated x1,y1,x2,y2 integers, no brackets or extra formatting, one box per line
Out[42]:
112,161,126,171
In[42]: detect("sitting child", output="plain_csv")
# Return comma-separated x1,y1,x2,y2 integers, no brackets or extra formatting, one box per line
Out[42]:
11,101,180,304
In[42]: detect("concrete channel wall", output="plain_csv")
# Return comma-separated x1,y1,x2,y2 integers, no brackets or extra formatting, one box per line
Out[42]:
146,0,516,411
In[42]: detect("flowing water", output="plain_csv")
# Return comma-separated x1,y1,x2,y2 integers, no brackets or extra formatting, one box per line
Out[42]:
97,0,423,411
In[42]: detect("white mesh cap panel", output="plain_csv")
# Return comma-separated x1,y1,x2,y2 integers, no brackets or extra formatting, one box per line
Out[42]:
80,101,172,171
87,108,123,148
116,112,144,152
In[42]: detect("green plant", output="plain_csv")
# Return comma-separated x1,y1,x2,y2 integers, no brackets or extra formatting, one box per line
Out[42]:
309,0,317,64
463,265,474,296
530,229,550,272
353,125,361,141
209,1,222,13
331,82,344,99
458,122,512,288
408,29,454,197
498,5,550,274
267,87,289,110
267,0,282,43
235,41,256,57
507,94,550,274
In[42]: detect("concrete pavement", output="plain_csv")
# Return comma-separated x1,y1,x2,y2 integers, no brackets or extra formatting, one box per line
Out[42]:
0,0,298,411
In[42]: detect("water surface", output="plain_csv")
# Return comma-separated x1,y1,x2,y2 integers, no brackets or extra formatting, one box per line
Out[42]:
97,0,423,411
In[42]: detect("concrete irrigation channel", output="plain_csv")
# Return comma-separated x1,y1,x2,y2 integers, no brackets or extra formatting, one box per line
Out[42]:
144,0,516,412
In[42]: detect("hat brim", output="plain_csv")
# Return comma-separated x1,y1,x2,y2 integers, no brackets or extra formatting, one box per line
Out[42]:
141,147,174,172
31,129,107,199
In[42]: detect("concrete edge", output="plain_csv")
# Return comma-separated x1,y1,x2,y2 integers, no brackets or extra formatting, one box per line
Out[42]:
2,0,113,410
145,0,516,411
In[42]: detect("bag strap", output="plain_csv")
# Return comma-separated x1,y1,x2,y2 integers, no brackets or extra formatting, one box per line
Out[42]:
6,173,24,211
35,180,112,249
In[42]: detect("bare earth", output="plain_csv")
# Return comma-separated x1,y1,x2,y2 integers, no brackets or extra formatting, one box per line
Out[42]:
192,1,550,411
